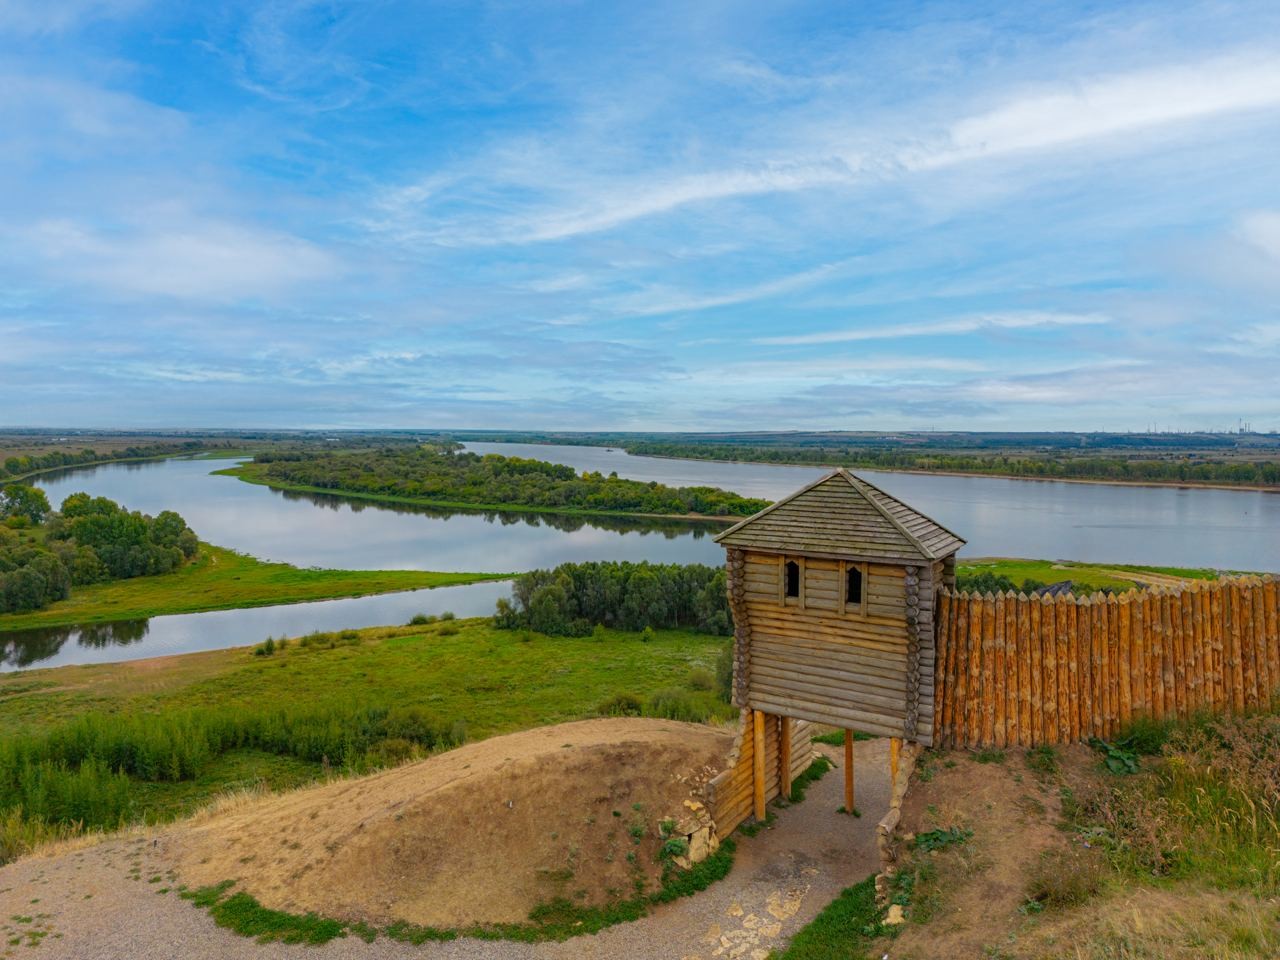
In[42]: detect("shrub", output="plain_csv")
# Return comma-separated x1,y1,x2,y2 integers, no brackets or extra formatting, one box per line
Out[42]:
437,623,459,636
598,694,642,717
687,668,714,691
1024,847,1105,908
644,689,709,724
439,611,456,621
408,613,435,626
495,561,731,637
640,626,655,643
714,647,733,704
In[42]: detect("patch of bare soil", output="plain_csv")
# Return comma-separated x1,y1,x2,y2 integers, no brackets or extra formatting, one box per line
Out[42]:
171,718,733,929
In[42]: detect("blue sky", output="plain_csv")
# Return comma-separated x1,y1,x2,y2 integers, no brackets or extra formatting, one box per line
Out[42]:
2,0,1278,431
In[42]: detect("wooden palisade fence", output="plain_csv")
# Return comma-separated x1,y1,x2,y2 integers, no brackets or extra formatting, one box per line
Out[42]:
934,575,1280,748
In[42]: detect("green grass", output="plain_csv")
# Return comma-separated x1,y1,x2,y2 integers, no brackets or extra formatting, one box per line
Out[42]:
182,838,738,945
813,729,876,746
0,543,506,630
217,462,740,524
956,557,1222,593
768,874,884,960
0,620,734,854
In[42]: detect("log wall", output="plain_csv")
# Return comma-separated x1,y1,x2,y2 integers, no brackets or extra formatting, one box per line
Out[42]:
705,709,815,839
934,575,1280,748
727,548,939,742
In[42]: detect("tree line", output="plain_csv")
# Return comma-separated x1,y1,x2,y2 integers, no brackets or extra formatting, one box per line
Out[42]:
0,485,199,614
0,440,214,483
620,442,1280,487
493,561,732,636
247,446,769,517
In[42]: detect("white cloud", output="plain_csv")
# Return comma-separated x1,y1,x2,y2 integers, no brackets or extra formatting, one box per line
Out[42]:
754,311,1110,346
1238,211,1280,262
918,53,1280,168
0,0,146,36
27,216,337,301
602,259,853,318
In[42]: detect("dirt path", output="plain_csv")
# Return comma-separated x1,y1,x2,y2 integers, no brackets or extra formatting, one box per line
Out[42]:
0,740,886,960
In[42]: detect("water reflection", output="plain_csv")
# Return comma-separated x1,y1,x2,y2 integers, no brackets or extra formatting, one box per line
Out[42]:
275,486,720,539
2,619,150,669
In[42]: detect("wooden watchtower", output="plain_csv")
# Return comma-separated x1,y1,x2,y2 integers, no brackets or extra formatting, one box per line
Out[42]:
713,469,964,821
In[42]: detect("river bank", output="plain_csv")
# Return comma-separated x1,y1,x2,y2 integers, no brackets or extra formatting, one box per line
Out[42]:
218,462,744,524
0,543,506,631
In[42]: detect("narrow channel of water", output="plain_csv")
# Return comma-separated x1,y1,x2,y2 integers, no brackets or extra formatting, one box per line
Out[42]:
0,580,511,672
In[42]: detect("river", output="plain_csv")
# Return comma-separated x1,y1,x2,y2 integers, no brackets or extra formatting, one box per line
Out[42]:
3,444,1276,671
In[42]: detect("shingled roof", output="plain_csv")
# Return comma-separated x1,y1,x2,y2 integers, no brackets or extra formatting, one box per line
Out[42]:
714,468,965,562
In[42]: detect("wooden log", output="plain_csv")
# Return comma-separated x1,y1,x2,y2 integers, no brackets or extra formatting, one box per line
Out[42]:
1229,581,1246,713
1017,593,1033,746
967,594,983,746
1028,595,1042,746
1081,595,1098,739
1064,595,1080,742
1057,594,1072,742
1117,595,1133,730
1180,587,1198,713
951,593,970,749
1148,591,1164,720
1165,588,1182,719
1131,593,1152,721
1005,591,1020,748
1265,578,1280,702
780,716,793,801
1102,595,1117,738
753,710,767,822
1191,584,1207,713
991,592,1006,749
1160,591,1177,720
936,592,953,748
1042,596,1059,744
890,737,901,795
1251,580,1270,709
1212,581,1227,710
844,729,856,813
1241,579,1260,709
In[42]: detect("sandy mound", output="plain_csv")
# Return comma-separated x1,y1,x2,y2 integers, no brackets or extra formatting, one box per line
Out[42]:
171,718,733,928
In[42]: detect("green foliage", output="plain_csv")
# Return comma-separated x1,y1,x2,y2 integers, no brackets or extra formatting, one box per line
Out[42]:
973,748,1006,764
495,560,731,636
1,486,50,524
1025,745,1059,775
1024,848,1106,910
644,688,709,723
787,756,832,804
611,436,1280,488
1088,737,1140,774
687,667,714,691
0,492,199,615
1073,713,1280,890
0,441,212,484
659,836,689,861
812,730,874,745
0,702,464,841
597,693,642,716
769,874,884,960
184,840,738,945
913,827,973,852
246,446,769,517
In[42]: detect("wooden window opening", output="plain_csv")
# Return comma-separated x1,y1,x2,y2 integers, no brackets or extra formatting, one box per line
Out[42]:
839,560,868,616
784,560,800,599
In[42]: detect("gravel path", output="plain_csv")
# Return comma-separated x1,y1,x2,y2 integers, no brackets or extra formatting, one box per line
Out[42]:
0,740,886,960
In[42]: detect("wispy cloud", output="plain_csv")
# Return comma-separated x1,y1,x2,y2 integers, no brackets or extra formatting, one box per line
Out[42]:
754,312,1110,346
